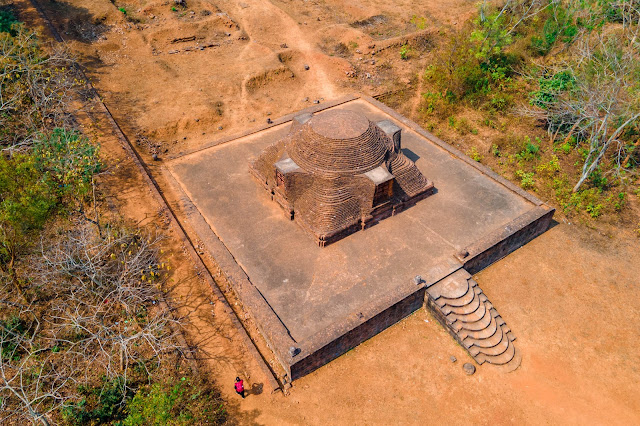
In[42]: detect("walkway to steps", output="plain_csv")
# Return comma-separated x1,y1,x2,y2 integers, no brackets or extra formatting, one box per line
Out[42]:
426,269,521,372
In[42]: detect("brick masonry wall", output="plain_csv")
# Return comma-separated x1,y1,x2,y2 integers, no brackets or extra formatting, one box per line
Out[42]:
289,287,426,380
459,205,555,275
425,295,466,347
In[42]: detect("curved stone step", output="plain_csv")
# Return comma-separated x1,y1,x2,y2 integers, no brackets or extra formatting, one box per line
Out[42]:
470,331,510,357
437,281,476,308
460,310,500,341
476,338,516,365
464,320,505,349
425,269,520,373
454,305,495,332
447,295,487,324
497,346,522,372
442,286,483,316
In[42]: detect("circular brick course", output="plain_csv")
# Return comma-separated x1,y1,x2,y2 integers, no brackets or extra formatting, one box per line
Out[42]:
289,110,391,176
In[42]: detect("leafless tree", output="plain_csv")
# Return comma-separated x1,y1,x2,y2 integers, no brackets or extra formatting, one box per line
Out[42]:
0,305,76,426
1,222,185,424
519,3,640,191
0,24,80,150
35,223,184,386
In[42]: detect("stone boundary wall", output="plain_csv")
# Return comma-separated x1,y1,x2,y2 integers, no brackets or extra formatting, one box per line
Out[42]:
456,205,555,275
290,287,427,380
165,95,555,383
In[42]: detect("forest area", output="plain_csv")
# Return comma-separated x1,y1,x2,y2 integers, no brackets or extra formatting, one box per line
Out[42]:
0,4,226,425
385,0,640,228
1,0,639,424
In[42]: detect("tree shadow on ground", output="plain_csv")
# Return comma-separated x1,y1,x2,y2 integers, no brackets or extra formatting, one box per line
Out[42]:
224,398,263,426
35,0,110,43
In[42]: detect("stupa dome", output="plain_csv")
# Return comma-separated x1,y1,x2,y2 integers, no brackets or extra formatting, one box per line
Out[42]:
288,110,392,176
249,109,434,246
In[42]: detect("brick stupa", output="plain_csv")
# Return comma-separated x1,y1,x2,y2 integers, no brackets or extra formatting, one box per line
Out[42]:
250,109,434,246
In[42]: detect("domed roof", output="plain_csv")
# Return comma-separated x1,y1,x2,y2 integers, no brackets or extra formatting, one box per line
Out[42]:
249,108,435,246
288,110,392,176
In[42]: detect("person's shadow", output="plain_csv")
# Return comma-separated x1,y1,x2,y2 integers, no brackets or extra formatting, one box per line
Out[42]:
246,382,263,396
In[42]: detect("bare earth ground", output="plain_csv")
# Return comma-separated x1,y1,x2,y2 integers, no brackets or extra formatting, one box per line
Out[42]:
18,0,640,424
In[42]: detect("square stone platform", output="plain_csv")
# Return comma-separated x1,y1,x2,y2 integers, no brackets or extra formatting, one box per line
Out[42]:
165,95,553,381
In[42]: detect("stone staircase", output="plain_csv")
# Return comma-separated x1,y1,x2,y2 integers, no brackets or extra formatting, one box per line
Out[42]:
425,269,521,372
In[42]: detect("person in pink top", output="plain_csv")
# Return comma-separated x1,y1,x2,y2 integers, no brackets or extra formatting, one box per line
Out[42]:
234,377,245,398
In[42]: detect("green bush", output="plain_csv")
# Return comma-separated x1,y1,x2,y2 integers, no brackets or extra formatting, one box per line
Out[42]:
611,192,626,211
63,377,131,425
585,201,603,217
420,91,443,115
467,146,482,162
0,152,56,233
515,169,535,189
588,167,608,190
536,155,560,175
399,43,410,60
489,93,512,111
530,70,575,108
515,136,541,162
530,5,578,55
0,316,28,361
0,8,19,34
600,0,629,23
0,129,101,239
554,179,607,217
120,377,226,426
33,128,102,203
424,9,519,109
0,129,100,285
557,136,577,155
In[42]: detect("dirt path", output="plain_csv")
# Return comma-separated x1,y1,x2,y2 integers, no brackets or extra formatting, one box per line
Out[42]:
228,0,339,104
